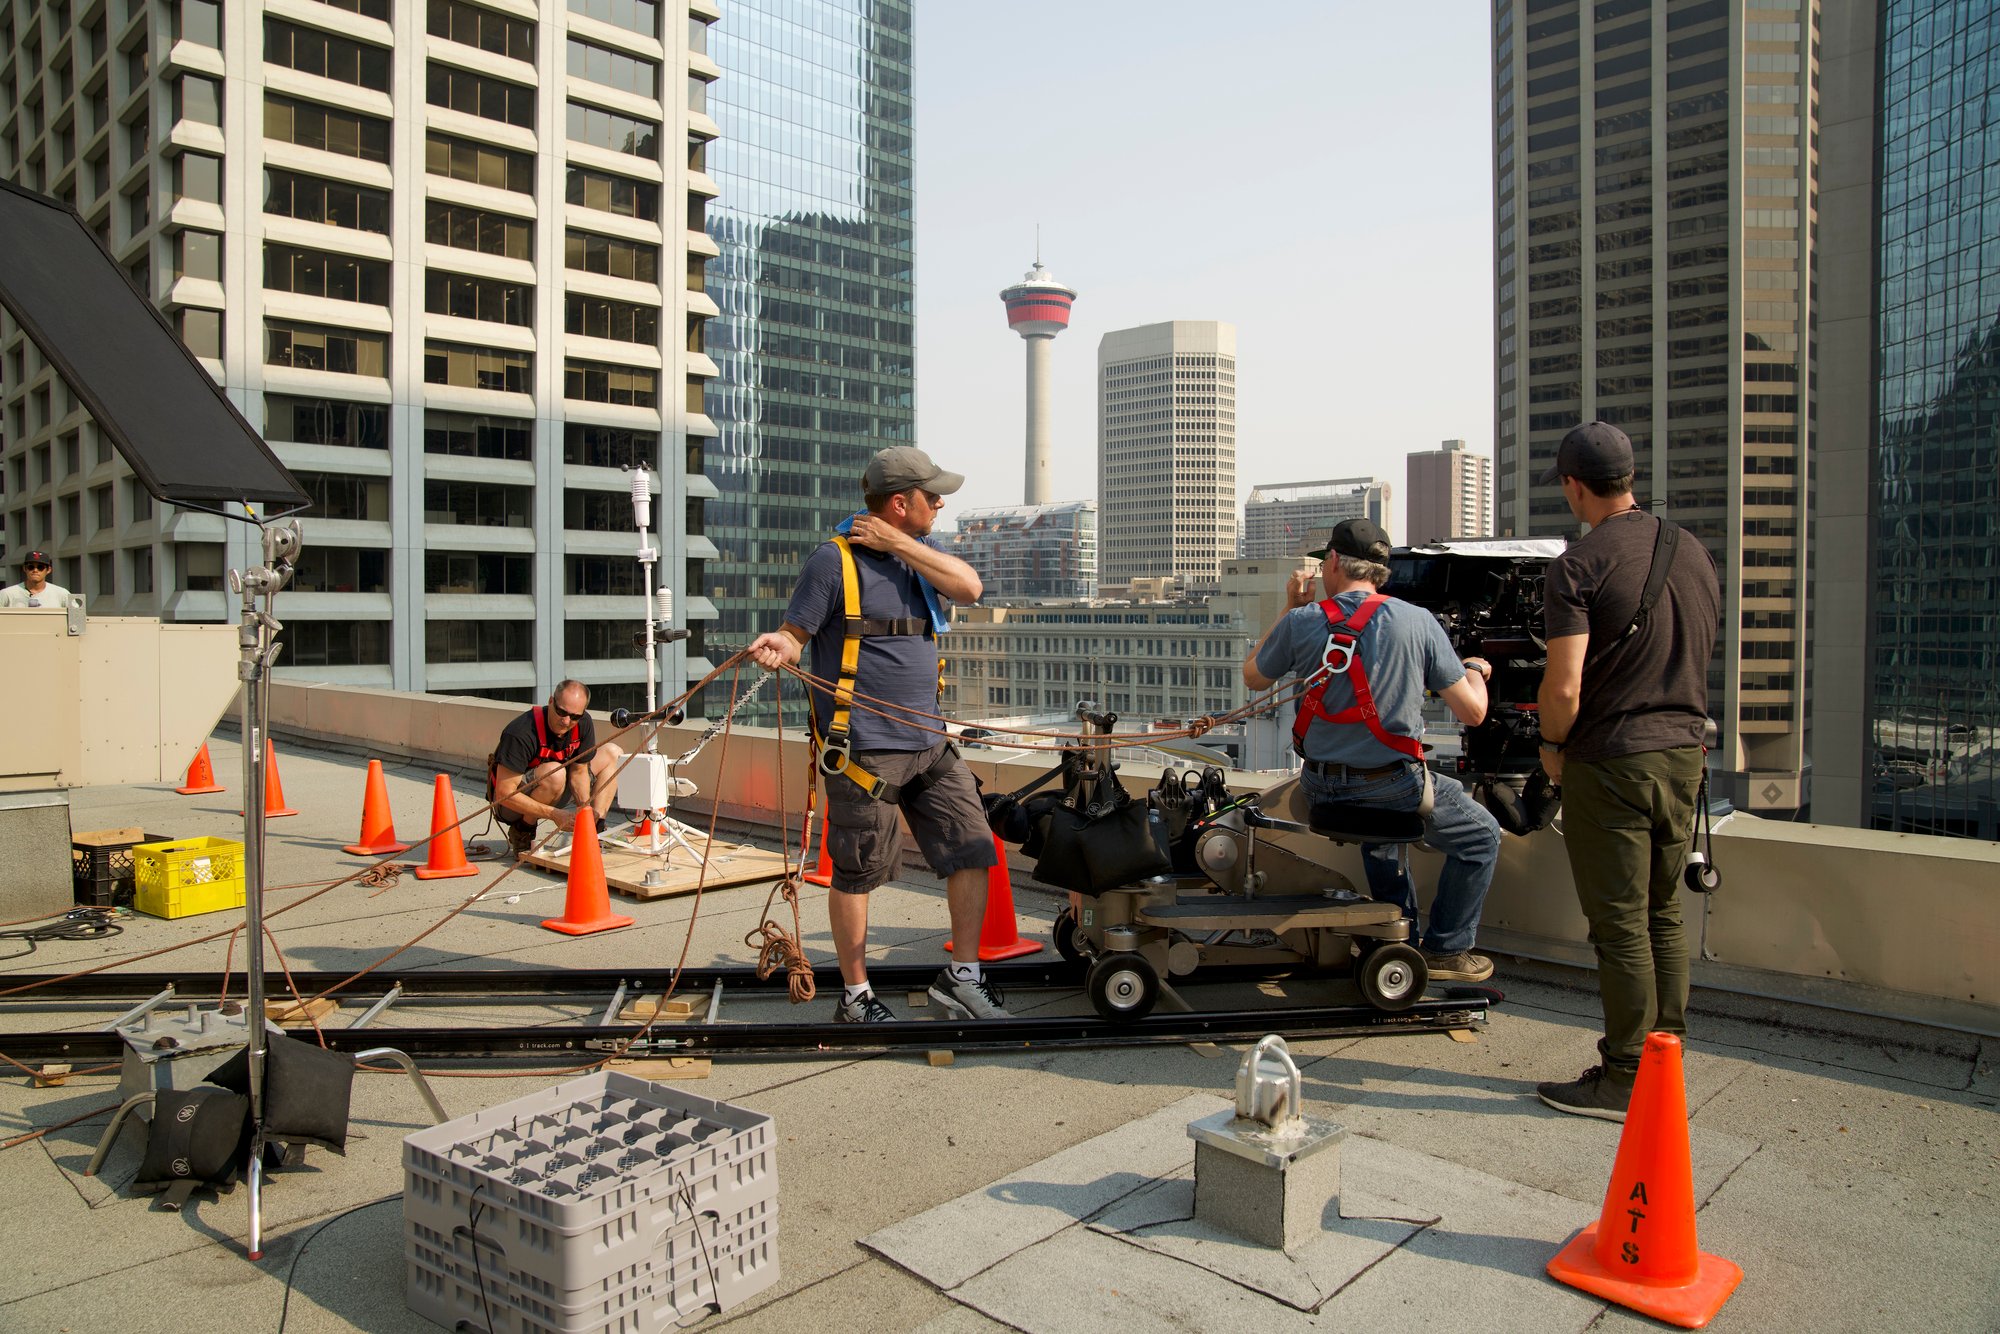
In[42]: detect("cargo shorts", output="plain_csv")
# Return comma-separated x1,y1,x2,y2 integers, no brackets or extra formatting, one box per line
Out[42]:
822,742,998,894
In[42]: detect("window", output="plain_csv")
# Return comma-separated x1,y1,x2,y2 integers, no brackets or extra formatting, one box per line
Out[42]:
315,0,391,17
567,620,644,659
427,65,534,128
265,395,389,448
425,200,532,259
295,471,389,520
564,423,653,468
176,544,226,592
275,620,389,667
265,94,391,163
565,230,658,283
264,17,390,92
175,0,222,46
428,0,534,62
264,243,390,304
425,341,531,394
426,620,533,664
565,554,645,595
565,166,657,219
92,486,114,530
130,546,155,595
425,131,533,194
173,229,220,281
265,169,391,233
290,546,388,593
568,0,659,37
564,360,657,407
567,38,658,97
425,550,530,593
425,270,532,326
266,319,389,376
423,479,530,527
174,152,221,204
425,412,531,461
566,102,657,157
565,294,657,344
174,75,222,126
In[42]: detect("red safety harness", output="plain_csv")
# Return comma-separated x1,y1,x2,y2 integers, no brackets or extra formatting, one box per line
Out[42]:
1291,594,1427,762
528,706,585,769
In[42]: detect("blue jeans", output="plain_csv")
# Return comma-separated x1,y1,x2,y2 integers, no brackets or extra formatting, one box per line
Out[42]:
1300,762,1500,954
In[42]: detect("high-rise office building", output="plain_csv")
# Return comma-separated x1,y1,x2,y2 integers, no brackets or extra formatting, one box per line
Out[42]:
1815,0,1999,838
1098,320,1237,592
702,0,914,725
0,0,719,711
1240,478,1388,559
1491,0,1815,814
951,500,1096,601
1405,439,1492,543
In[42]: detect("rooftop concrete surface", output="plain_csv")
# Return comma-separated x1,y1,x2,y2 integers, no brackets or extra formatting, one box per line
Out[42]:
0,736,1994,1331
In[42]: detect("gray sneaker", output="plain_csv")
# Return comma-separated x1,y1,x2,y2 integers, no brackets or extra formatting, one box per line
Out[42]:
927,969,1012,1020
1536,1065,1634,1122
834,990,895,1024
1422,950,1496,983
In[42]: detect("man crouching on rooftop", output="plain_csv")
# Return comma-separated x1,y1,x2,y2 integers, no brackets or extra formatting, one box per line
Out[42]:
747,446,1011,1025
492,679,624,860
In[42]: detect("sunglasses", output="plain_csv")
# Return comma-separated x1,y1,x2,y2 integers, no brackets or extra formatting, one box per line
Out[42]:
550,703,585,721
23,563,51,572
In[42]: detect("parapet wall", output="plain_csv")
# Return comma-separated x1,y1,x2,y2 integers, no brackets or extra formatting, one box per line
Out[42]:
265,681,1999,1036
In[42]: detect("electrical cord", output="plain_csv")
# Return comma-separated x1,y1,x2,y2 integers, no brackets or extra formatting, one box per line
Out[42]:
0,907,121,961
273,1193,399,1332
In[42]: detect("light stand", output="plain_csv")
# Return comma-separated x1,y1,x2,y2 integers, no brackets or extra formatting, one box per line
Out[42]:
617,464,703,867
228,517,301,1261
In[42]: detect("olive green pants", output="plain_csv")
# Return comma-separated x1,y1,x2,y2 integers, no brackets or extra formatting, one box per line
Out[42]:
1558,747,1704,1076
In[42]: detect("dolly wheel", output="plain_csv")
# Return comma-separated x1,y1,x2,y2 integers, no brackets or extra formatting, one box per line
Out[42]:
1052,908,1087,965
1357,942,1427,1012
1087,952,1160,1023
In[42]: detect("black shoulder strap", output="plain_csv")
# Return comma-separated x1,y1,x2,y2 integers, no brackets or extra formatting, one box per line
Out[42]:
1623,514,1679,639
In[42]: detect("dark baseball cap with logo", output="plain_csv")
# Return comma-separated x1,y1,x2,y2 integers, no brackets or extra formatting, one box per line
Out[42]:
1308,518,1393,563
20,549,51,569
862,446,964,497
1538,420,1635,484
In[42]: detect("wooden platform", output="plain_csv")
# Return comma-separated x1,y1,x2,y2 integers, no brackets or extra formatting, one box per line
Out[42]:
523,831,793,901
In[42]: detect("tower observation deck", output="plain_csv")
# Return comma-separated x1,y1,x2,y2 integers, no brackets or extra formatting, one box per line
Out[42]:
1000,260,1077,505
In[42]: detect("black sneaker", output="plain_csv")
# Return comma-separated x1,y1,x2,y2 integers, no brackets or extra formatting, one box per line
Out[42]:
505,822,537,860
927,969,1011,1019
834,991,895,1024
1536,1065,1635,1122
1422,950,1496,983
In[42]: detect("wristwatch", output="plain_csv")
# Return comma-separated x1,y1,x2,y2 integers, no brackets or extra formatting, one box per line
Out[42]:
1463,658,1492,680
1539,737,1566,753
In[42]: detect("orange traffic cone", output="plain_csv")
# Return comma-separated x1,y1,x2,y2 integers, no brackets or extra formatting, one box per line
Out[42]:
412,775,479,880
945,834,1044,961
343,759,410,856
541,810,633,936
176,742,225,795
802,809,834,887
250,739,298,818
1547,1033,1743,1327
633,814,661,840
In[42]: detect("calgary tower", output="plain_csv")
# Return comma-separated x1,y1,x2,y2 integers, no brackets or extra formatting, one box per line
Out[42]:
999,255,1077,505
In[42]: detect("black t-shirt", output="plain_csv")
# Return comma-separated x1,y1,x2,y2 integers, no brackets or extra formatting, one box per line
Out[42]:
493,705,596,776
1543,511,1721,763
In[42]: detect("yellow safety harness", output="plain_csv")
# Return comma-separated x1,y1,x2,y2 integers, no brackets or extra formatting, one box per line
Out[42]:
812,536,956,805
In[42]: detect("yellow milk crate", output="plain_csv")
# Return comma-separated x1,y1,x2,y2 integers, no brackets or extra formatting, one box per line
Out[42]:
133,836,246,919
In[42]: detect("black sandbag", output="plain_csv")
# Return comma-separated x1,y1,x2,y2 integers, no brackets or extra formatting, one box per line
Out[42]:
208,1030,356,1155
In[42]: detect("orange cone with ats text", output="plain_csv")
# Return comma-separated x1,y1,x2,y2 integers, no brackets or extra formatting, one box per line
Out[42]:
177,743,225,795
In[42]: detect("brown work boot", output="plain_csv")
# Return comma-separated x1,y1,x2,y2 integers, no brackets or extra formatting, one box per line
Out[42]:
1421,950,1495,983
505,821,537,860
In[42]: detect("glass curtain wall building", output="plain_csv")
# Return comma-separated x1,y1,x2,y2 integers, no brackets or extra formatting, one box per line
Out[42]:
703,0,915,726
1868,0,2000,837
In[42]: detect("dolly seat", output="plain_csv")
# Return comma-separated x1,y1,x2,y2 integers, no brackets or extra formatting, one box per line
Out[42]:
1307,802,1426,844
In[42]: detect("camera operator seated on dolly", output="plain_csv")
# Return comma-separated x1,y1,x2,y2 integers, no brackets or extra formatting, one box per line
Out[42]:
1242,518,1502,984
490,679,626,860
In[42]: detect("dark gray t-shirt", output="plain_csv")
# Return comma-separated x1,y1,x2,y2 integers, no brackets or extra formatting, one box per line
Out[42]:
1256,590,1465,767
786,536,946,752
1543,511,1721,763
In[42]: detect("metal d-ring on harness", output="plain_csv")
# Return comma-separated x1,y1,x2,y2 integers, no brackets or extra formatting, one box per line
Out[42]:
812,535,961,806
1292,594,1434,817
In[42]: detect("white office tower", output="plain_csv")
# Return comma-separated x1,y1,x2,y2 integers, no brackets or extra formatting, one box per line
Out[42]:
1097,321,1237,592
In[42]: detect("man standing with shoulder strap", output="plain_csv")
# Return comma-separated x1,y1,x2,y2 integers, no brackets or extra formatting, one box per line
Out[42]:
748,446,1010,1024
1535,421,1721,1121
1244,518,1502,983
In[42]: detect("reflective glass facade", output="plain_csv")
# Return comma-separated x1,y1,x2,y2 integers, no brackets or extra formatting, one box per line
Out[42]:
704,0,915,723
1870,0,2000,837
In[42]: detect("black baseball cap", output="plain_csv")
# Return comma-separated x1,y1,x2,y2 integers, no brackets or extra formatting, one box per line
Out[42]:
1308,518,1393,563
862,446,964,496
1539,421,1635,484
20,549,51,569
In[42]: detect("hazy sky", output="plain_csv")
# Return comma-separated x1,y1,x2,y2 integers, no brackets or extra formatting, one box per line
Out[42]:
910,1,1496,538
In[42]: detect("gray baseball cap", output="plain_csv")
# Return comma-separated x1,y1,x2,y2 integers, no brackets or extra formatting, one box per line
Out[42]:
1539,421,1635,484
863,446,964,496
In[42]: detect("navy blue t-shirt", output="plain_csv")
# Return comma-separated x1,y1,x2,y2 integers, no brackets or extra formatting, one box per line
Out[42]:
786,537,946,752
1255,591,1464,767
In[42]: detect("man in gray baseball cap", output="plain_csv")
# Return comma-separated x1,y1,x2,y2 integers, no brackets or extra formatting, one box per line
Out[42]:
748,446,1008,1025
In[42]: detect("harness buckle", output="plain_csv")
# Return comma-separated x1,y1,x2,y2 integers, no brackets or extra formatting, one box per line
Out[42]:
1321,638,1356,676
818,737,852,778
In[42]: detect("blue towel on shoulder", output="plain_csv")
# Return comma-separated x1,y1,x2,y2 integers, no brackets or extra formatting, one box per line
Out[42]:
834,513,950,635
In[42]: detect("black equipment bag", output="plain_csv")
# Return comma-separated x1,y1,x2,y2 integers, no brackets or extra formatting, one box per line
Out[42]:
984,753,1172,894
